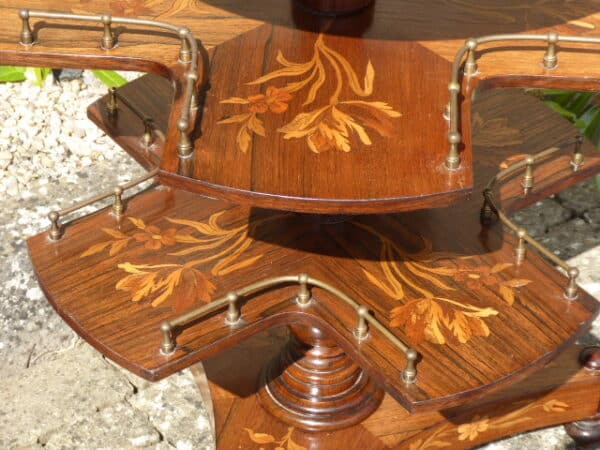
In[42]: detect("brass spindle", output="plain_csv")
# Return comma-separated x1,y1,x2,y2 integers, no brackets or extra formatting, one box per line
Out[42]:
515,228,527,264
446,132,462,170
571,135,585,170
402,348,418,384
543,32,559,69
177,119,193,157
296,274,312,306
464,39,478,75
112,187,124,217
188,72,199,110
178,27,192,63
443,102,450,121
48,211,61,241
101,14,116,49
106,87,118,117
225,292,240,324
142,120,154,148
565,267,579,300
354,306,369,341
521,156,535,194
480,189,495,226
160,322,175,355
19,9,34,45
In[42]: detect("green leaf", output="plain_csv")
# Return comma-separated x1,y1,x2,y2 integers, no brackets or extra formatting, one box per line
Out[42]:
24,67,52,86
0,66,27,82
91,70,128,87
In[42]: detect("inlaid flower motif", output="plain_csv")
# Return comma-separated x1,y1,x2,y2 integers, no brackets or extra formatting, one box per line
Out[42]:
453,267,501,290
543,399,569,413
457,415,490,441
109,0,154,16
133,225,177,250
116,263,215,311
248,86,293,114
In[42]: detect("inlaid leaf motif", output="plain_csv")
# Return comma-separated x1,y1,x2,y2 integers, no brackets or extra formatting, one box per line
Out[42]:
390,297,498,345
80,228,132,258
245,428,276,444
543,399,569,412
219,34,400,153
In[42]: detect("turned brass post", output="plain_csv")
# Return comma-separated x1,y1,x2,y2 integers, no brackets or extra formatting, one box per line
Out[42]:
160,322,175,354
480,189,495,226
445,80,462,170
112,186,124,217
48,211,61,241
464,39,478,75
402,348,418,384
177,119,193,157
571,135,585,170
521,156,535,194
178,27,192,63
354,306,370,341
225,292,240,324
443,102,450,121
543,32,559,69
19,9,34,45
296,273,312,306
515,228,527,264
187,72,199,110
565,267,579,300
142,119,154,148
106,87,118,116
100,14,116,49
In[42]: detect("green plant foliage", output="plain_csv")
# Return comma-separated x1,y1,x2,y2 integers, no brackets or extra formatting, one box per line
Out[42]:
0,66,27,83
90,70,128,87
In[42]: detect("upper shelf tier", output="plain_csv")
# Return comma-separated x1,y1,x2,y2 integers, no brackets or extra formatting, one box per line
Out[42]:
4,1,600,213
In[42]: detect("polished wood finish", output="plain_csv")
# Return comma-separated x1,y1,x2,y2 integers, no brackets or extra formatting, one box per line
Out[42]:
257,324,384,431
6,0,600,213
27,88,600,415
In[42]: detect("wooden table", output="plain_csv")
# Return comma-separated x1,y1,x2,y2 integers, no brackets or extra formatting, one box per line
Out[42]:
1,1,599,448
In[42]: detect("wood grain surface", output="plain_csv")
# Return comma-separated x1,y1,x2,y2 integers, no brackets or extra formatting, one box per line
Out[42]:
5,0,600,213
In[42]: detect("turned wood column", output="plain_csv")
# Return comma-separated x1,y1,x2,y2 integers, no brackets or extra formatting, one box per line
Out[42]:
257,325,384,431
564,347,600,448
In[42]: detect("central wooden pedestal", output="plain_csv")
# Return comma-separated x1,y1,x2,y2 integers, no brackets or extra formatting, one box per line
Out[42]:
258,325,384,431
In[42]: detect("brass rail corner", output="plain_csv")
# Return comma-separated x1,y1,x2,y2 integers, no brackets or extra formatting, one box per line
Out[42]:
160,273,418,384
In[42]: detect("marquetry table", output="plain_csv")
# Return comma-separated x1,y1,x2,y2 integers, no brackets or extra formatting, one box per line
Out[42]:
2,1,599,448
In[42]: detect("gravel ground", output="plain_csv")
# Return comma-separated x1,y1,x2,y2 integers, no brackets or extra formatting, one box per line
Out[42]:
0,73,598,449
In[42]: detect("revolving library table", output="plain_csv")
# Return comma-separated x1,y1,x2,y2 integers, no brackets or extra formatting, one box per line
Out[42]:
1,1,599,448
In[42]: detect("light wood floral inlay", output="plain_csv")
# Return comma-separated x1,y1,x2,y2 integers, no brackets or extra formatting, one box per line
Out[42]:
80,213,284,312
408,399,569,449
244,426,306,450
350,221,531,345
218,34,401,153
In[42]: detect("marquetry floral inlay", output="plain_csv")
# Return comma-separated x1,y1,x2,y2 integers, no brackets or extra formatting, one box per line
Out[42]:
349,221,532,346
244,426,306,450
408,398,570,449
218,34,401,153
80,213,284,312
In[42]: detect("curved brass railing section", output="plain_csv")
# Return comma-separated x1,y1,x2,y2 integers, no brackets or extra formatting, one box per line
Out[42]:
480,138,584,300
47,168,159,241
18,9,201,159
160,274,419,384
445,32,600,170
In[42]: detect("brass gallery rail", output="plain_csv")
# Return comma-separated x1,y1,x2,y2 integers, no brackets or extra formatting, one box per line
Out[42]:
445,32,600,170
17,9,200,158
159,273,419,384
481,138,583,300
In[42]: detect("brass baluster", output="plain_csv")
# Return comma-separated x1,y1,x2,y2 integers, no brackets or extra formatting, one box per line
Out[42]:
19,9,34,45
177,119,193,157
445,81,462,170
48,211,61,241
521,156,535,194
571,135,585,170
565,267,579,300
354,306,369,341
464,39,478,76
106,87,118,117
296,274,312,306
543,32,559,69
112,187,124,217
142,119,154,149
160,322,175,355
188,72,199,110
178,27,192,63
402,349,418,384
100,14,116,50
515,228,527,264
225,292,240,324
